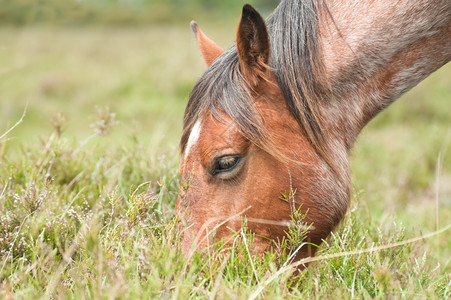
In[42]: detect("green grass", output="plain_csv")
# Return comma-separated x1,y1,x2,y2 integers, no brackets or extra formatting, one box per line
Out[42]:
0,26,450,298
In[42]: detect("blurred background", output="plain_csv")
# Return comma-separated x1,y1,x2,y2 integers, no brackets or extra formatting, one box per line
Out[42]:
0,0,279,150
0,0,450,240
0,0,279,26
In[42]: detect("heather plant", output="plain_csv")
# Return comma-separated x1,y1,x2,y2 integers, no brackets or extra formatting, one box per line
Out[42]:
0,26,449,298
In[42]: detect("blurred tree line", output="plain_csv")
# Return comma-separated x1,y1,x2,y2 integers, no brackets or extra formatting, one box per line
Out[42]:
0,0,280,26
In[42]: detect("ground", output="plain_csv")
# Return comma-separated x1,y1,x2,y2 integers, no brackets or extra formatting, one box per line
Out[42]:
0,26,450,298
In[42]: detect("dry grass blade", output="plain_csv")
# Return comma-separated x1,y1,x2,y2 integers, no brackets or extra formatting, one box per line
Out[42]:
0,104,27,142
184,205,253,263
241,230,260,285
249,224,451,300
435,153,441,258
0,211,36,274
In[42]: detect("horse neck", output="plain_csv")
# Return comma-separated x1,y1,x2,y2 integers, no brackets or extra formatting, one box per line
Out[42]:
321,0,451,149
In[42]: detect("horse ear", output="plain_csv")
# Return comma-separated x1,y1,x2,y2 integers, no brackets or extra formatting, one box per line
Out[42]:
236,4,270,86
191,21,224,66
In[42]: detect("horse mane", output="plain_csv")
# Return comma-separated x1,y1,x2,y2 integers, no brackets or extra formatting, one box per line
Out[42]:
181,0,335,172
267,0,332,162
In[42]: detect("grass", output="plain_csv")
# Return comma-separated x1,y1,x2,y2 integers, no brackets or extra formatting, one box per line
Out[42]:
0,26,450,298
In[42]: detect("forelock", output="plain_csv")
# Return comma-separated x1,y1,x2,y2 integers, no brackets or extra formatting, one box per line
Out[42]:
180,47,269,154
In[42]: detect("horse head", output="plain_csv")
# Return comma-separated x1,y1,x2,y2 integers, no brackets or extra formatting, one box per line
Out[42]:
177,5,349,260
177,0,450,262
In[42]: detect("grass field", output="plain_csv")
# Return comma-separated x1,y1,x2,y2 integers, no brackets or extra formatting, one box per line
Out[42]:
0,26,450,298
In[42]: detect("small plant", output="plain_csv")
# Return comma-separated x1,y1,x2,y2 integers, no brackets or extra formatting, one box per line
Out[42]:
51,112,66,137
90,106,118,137
0,26,449,299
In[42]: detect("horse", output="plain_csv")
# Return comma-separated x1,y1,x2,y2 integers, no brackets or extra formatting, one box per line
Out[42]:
177,0,451,262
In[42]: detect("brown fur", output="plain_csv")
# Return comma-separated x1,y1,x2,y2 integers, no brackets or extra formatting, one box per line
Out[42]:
236,4,271,87
179,75,348,258
178,0,450,261
321,0,451,148
191,21,224,66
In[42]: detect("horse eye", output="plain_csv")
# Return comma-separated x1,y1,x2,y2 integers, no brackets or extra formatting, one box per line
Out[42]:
211,155,242,176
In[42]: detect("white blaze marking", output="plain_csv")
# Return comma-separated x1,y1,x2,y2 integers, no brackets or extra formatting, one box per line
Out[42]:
184,120,202,159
